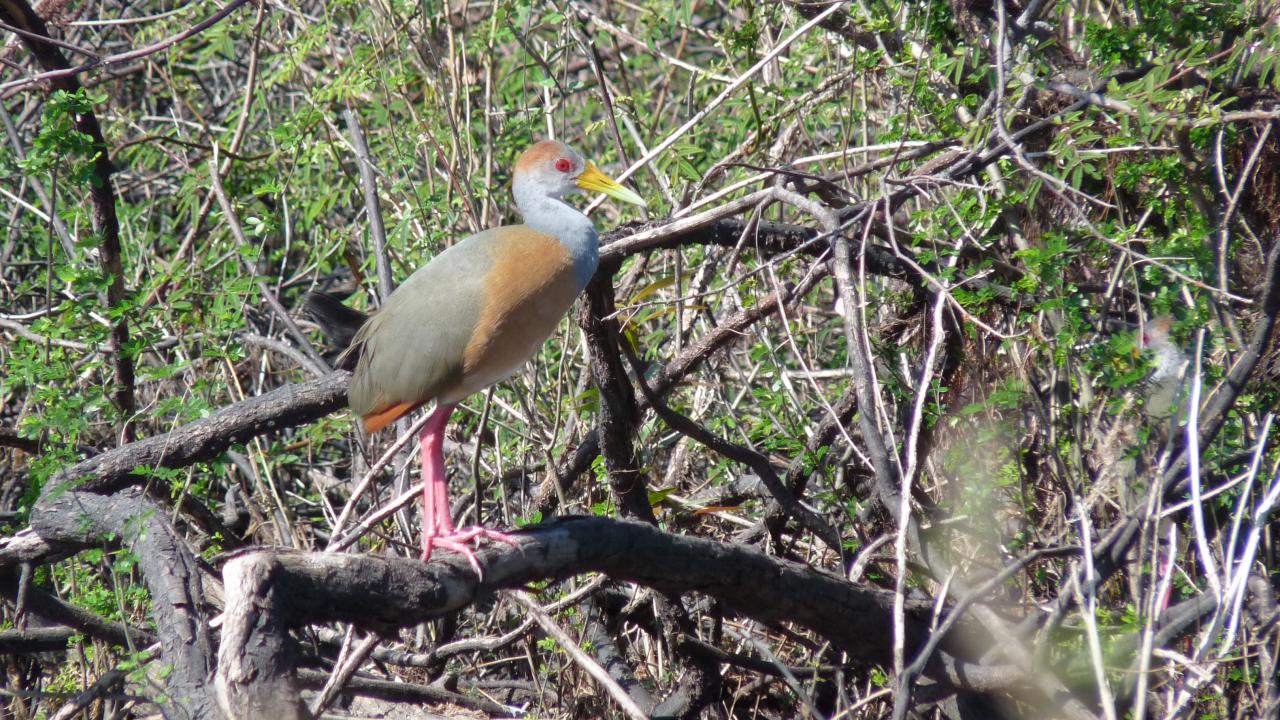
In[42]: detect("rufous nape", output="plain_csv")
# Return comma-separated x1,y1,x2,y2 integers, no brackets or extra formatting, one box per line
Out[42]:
307,140,645,573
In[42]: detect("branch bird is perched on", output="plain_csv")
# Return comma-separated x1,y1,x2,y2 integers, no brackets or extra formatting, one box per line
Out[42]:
307,140,644,571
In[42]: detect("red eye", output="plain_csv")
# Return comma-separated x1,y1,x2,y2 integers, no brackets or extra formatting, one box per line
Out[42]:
555,157,573,173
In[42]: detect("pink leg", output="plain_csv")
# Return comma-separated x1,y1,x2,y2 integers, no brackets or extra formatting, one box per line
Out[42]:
417,403,521,577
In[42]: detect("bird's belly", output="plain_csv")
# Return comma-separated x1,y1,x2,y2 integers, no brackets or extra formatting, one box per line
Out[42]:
445,275,580,402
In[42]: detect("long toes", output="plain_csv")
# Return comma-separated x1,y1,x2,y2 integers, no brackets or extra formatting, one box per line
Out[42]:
431,538,485,577
441,527,486,544
454,526,522,547
484,531,523,548
419,528,519,578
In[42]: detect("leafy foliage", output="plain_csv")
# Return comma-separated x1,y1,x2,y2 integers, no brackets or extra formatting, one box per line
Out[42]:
3,0,1280,718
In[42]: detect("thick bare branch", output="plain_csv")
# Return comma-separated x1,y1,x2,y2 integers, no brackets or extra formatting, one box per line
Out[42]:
214,517,933,717
39,372,348,499
31,487,219,718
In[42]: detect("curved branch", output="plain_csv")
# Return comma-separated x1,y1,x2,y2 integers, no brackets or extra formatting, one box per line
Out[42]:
40,372,349,500
215,517,933,718
0,0,253,96
31,487,218,718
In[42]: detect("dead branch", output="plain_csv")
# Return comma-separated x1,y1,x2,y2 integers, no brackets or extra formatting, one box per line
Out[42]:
31,487,218,718
214,517,939,718
37,371,348,500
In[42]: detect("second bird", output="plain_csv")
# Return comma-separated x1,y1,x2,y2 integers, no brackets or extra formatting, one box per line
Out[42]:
308,140,645,570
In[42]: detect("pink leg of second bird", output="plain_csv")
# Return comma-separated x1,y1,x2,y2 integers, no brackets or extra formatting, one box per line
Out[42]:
418,402,520,575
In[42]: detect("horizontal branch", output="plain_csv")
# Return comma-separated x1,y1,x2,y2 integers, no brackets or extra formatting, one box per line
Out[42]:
0,571,157,648
601,215,915,284
0,626,79,653
216,517,941,719
295,669,517,717
41,372,349,499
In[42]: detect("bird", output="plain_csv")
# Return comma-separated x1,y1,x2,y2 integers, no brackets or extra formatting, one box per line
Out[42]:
1091,315,1186,512
306,140,644,572
1137,315,1186,420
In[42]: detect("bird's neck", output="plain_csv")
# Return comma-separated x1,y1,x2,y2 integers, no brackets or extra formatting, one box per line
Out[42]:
516,192,600,289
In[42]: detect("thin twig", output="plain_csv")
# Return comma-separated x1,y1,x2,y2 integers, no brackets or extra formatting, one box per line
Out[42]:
510,590,651,720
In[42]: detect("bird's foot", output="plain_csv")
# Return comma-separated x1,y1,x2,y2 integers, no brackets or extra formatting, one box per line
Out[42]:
420,527,522,579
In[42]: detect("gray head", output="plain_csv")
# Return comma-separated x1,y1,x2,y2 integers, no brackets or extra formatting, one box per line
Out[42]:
511,140,645,212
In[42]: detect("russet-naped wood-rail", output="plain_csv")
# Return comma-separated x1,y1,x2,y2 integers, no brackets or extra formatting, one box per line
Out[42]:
308,140,644,572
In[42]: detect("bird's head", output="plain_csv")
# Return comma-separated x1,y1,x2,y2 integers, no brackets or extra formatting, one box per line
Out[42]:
1138,315,1185,384
1138,315,1174,351
513,140,645,208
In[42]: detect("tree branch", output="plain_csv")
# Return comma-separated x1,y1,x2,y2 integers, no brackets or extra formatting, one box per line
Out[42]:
30,487,219,718
578,263,655,523
39,371,348,500
214,517,934,717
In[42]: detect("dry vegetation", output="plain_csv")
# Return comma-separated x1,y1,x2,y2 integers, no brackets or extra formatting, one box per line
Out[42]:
3,0,1280,718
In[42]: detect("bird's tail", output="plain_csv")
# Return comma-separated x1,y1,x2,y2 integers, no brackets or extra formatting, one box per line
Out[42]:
303,292,368,369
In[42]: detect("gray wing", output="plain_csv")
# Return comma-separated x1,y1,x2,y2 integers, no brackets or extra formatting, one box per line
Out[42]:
346,230,499,417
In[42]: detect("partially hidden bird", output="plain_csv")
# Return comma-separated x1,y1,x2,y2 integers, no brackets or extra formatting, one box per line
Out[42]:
307,140,644,571
1138,315,1185,419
